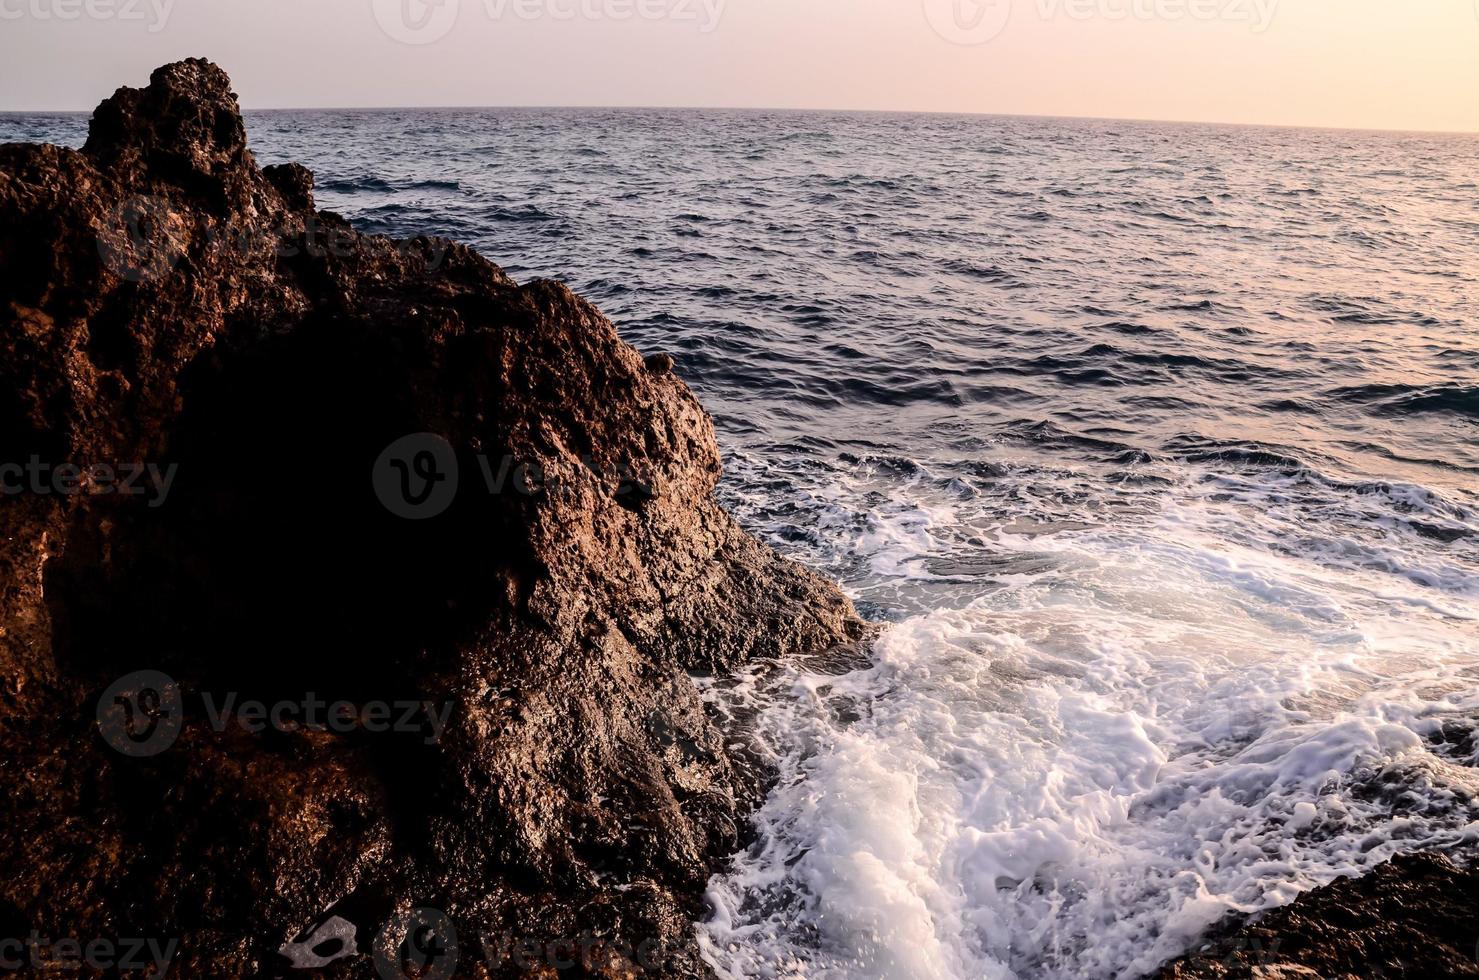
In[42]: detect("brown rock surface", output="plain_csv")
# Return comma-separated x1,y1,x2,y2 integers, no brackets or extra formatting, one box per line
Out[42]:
0,59,864,977
1157,852,1479,980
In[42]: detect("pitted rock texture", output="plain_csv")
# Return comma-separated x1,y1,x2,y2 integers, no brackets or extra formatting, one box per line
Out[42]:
0,59,864,978
1156,853,1479,980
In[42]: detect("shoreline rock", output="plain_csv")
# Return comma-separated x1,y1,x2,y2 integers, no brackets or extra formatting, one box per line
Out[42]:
1156,853,1479,979
0,59,865,977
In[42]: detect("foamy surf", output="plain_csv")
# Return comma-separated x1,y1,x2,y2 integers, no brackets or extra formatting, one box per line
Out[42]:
699,450,1479,980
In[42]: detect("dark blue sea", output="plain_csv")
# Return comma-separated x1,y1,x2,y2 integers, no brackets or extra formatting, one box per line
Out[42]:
7,108,1477,979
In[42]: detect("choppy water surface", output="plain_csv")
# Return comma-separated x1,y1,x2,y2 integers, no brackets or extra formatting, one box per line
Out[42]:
8,109,1477,978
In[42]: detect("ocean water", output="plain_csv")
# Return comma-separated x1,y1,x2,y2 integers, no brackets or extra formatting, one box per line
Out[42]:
6,109,1478,979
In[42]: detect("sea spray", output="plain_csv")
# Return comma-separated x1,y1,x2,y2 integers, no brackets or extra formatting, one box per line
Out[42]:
700,451,1479,979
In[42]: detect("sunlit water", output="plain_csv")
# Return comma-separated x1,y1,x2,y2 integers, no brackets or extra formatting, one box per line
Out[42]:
7,108,1477,979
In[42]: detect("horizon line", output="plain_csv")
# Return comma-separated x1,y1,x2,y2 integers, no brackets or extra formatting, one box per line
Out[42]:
4,101,1477,138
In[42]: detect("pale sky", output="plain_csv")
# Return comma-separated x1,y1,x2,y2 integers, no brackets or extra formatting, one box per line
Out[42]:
0,0,1476,132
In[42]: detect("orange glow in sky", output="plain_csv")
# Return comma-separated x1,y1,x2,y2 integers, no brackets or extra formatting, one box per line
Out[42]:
0,0,1476,132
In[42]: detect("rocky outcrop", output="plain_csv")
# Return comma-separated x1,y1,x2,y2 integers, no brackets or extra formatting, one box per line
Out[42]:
1157,853,1479,979
0,60,864,977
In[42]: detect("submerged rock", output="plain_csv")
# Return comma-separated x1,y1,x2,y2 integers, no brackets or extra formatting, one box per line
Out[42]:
0,60,863,977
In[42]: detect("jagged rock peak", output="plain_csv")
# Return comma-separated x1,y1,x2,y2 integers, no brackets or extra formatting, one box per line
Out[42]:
82,58,262,212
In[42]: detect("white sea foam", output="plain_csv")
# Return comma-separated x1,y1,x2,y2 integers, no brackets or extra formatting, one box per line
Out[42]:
701,453,1479,979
